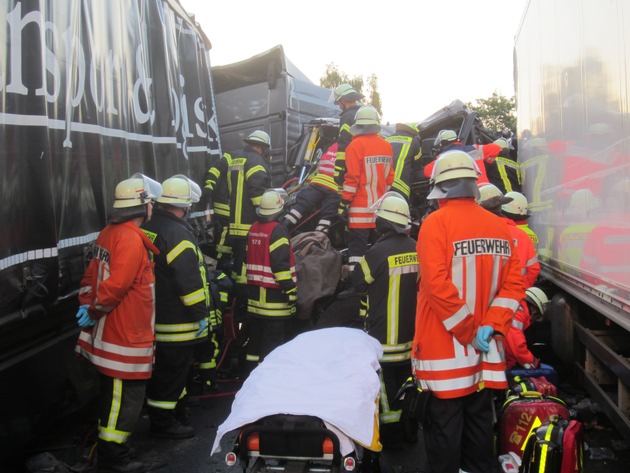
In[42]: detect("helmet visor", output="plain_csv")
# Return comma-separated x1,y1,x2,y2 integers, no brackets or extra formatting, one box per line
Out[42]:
130,173,162,202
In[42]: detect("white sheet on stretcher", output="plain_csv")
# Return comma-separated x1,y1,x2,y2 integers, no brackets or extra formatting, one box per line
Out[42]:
211,327,383,456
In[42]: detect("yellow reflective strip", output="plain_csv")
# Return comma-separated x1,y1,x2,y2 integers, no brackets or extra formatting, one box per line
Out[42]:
269,237,288,252
155,331,200,342
275,270,292,281
107,378,123,430
359,257,374,284
146,398,177,410
246,165,266,180
166,240,197,264
98,425,129,444
155,322,199,332
539,424,555,471
180,288,206,306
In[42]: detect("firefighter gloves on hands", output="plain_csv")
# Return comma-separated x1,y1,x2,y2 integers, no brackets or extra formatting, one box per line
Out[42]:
475,325,495,353
195,318,208,337
76,305,95,328
284,287,298,302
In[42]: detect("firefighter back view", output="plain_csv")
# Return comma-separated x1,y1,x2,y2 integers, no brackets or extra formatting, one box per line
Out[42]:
244,189,298,371
142,175,215,439
74,174,162,473
385,123,422,202
413,151,525,473
339,105,394,270
346,192,419,448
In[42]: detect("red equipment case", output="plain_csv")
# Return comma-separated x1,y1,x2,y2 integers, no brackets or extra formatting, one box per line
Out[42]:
499,391,571,457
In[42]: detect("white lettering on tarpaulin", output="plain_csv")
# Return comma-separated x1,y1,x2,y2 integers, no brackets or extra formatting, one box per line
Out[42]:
1,1,219,154
453,239,512,257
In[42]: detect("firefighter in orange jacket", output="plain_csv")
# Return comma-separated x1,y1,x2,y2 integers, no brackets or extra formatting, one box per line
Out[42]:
330,83,364,191
75,174,162,473
339,105,394,269
412,151,525,473
245,189,298,370
478,183,540,288
424,129,501,185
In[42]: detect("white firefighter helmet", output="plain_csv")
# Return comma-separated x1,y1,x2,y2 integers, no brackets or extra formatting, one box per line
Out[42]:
477,182,513,214
244,130,271,148
477,183,504,204
502,191,530,217
113,173,162,208
350,105,381,135
427,151,481,200
374,192,411,228
493,138,509,150
525,287,549,316
329,83,364,104
433,129,457,148
257,188,285,218
157,174,202,208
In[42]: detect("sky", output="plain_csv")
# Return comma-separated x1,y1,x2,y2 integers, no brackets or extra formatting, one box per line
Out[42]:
179,0,528,124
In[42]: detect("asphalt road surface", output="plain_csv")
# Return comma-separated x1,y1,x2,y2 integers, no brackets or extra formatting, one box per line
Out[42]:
6,372,630,473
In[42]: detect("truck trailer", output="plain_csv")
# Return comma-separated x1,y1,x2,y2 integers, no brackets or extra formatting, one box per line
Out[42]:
515,0,630,440
0,0,220,457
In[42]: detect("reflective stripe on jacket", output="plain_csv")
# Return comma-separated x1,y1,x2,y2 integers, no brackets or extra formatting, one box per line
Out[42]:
342,133,394,229
142,209,211,344
246,220,297,317
352,233,419,364
204,152,232,218
227,146,270,238
334,104,361,190
311,143,338,192
504,304,536,369
386,131,421,199
75,222,160,379
504,218,540,287
412,199,525,399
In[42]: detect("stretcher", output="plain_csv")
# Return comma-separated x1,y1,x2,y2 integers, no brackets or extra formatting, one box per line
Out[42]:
211,327,384,473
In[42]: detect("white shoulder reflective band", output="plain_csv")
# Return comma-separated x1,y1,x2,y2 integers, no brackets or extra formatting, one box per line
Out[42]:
512,320,524,330
490,297,520,312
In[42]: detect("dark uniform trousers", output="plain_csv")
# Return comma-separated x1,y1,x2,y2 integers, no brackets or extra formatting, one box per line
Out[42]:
423,388,495,473
378,363,416,449
97,375,146,466
146,343,196,429
290,185,340,232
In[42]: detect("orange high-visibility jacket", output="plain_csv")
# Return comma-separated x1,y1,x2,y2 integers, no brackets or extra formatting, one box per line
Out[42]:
412,199,525,399
341,133,394,229
503,217,540,287
75,222,160,380
505,303,536,370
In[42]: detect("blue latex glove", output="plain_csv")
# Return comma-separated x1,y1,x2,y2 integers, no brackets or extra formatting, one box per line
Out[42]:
475,325,494,353
284,287,298,303
195,318,208,337
76,305,95,328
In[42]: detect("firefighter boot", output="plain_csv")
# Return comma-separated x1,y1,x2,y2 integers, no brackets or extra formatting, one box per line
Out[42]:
148,406,195,439
97,439,146,473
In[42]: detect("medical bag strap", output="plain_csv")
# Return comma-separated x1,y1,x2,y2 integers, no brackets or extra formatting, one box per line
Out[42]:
560,420,584,473
520,426,538,473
